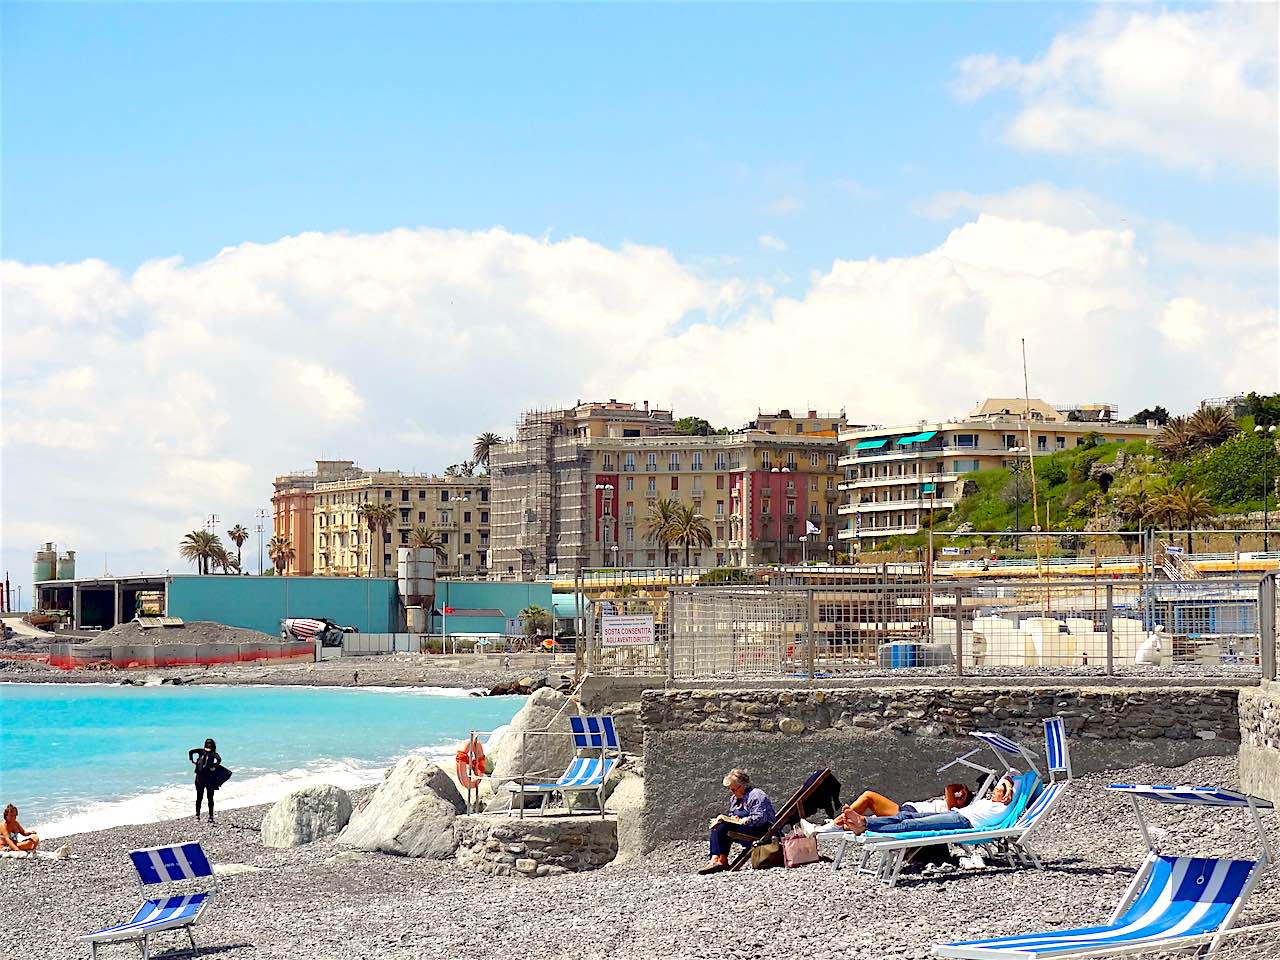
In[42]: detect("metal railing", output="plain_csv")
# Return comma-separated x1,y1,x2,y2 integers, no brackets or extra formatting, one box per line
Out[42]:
575,570,1268,681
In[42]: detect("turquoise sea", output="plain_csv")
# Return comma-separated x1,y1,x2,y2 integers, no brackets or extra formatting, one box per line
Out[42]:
0,683,523,838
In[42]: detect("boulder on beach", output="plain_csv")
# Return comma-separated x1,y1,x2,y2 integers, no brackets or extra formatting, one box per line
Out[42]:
261,784,354,849
485,687,575,813
338,756,465,858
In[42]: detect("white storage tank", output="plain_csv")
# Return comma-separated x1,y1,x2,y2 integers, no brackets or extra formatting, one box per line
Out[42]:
397,547,437,605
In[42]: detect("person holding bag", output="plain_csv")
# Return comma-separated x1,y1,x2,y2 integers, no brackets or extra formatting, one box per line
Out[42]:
188,737,231,824
697,768,775,875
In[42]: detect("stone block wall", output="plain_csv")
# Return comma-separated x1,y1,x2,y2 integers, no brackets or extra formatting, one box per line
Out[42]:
454,814,618,877
640,683,1242,850
1240,680,1280,803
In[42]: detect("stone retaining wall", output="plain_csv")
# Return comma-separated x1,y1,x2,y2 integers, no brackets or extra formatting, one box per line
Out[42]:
454,814,617,877
1240,679,1280,803
640,683,1242,850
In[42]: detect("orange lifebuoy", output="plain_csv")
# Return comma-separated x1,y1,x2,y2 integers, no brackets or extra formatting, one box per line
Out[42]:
455,736,485,789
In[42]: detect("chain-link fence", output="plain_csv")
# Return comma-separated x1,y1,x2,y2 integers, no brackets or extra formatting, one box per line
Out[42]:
576,568,1270,681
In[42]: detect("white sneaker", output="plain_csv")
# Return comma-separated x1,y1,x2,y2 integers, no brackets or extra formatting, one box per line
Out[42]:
799,818,818,839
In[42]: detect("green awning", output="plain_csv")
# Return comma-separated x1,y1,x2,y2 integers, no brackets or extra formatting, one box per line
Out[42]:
896,430,938,446
855,438,889,450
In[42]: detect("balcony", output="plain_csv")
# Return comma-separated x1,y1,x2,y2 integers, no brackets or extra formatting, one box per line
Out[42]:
848,497,954,513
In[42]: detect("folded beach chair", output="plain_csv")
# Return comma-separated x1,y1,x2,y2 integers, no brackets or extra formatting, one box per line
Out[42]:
934,785,1275,959
830,717,1074,886
727,768,840,872
80,841,215,959
506,715,620,817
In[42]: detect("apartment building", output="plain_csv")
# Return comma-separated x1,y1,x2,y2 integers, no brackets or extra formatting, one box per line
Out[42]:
271,460,364,575
490,403,847,576
272,460,491,578
744,408,849,437
838,398,1158,548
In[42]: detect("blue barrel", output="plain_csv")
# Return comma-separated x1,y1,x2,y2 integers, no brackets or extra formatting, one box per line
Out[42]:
886,641,921,669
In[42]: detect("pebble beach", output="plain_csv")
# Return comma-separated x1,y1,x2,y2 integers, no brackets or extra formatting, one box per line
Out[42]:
3,755,1276,960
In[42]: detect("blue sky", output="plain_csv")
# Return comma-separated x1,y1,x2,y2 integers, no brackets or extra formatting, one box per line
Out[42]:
4,2,1271,285
1,2,1276,591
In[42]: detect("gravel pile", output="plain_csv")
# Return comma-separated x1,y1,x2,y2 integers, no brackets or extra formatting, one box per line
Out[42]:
2,756,1275,960
97,620,281,646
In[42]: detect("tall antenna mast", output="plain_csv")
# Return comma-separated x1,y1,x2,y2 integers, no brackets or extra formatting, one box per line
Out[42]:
1021,338,1048,614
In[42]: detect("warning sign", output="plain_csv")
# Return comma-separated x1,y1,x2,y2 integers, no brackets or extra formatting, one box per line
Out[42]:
601,614,655,647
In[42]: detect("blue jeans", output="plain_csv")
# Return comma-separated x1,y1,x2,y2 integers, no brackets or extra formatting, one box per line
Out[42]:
709,820,769,856
864,810,969,834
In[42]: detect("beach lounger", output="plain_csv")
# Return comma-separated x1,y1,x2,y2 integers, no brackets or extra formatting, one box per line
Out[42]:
506,715,620,817
934,785,1275,959
80,841,215,960
830,717,1073,886
727,768,840,872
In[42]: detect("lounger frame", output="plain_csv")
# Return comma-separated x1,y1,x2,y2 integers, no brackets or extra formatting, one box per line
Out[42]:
505,715,620,818
934,785,1275,959
80,842,215,960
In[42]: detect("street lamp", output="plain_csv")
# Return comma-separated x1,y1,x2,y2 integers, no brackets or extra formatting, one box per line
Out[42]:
827,542,835,566
254,508,267,575
799,535,808,565
449,494,469,576
1256,425,1277,552
610,544,619,568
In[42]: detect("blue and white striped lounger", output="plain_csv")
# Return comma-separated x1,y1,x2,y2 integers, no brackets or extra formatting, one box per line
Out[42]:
830,717,1074,886
507,715,621,816
935,785,1275,959
80,842,215,960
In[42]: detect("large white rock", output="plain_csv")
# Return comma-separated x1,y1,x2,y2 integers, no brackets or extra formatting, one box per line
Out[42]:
485,687,576,812
261,784,353,848
338,756,465,858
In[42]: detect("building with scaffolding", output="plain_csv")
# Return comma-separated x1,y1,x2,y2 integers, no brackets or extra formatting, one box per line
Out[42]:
489,402,848,578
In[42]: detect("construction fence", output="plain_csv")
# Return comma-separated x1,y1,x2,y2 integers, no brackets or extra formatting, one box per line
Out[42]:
578,569,1275,682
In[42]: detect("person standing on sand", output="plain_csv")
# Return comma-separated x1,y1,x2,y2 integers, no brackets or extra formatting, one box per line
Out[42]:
188,738,224,823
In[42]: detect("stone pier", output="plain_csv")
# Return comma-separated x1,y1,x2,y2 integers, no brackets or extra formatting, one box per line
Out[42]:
454,814,618,877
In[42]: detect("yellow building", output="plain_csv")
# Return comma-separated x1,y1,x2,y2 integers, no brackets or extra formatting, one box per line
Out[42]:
838,399,1158,548
274,460,490,578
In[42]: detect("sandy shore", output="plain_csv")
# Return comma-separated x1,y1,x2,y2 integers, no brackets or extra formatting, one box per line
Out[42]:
0,654,553,691
3,755,1275,960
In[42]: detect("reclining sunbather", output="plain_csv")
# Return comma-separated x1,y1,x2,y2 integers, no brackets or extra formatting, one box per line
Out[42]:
799,782,973,837
841,775,1016,836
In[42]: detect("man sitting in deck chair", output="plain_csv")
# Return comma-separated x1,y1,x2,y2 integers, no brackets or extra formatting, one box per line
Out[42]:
841,775,1015,836
698,769,776,875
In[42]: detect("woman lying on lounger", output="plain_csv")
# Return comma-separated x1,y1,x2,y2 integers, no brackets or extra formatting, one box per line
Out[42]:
841,775,1016,836
799,782,974,837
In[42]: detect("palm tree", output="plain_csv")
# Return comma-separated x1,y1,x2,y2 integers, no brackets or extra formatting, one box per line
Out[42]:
267,535,295,575
473,432,502,468
357,502,379,577
1186,406,1237,449
645,498,681,567
1151,484,1215,552
409,525,447,563
519,604,552,638
209,542,234,574
1152,416,1193,461
179,530,221,574
369,502,396,577
227,524,250,573
669,504,713,567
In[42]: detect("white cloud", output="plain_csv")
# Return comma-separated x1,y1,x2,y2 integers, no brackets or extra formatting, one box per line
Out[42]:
766,195,802,215
2,209,1275,590
956,4,1278,173
758,233,788,252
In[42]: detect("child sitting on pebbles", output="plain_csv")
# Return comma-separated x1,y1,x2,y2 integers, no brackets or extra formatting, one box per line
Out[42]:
2,804,70,860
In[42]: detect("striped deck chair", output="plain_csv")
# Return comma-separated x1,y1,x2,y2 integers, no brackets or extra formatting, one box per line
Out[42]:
935,785,1275,959
80,841,215,959
833,717,1074,886
506,715,620,817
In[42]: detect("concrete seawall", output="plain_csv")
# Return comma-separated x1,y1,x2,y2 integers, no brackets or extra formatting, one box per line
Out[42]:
639,683,1244,850
1240,679,1280,803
